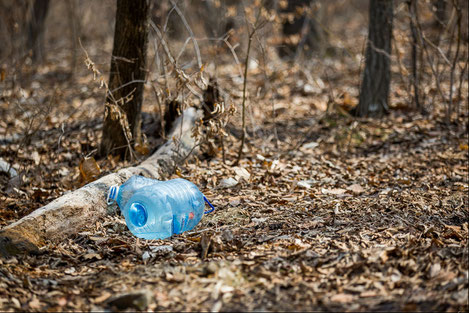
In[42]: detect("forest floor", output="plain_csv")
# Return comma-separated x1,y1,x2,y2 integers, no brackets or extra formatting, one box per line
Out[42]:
1,25,468,313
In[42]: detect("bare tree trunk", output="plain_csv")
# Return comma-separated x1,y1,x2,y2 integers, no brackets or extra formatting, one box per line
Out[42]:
355,0,394,118
99,0,151,158
27,0,49,63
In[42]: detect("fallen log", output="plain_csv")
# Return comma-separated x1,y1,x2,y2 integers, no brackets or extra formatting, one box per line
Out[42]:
0,108,201,257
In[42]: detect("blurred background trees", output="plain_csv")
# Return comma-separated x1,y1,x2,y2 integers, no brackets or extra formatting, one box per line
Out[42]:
0,0,467,160
26,0,49,63
277,0,327,59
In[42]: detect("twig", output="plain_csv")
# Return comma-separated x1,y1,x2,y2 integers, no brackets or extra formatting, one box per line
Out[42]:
79,39,136,160
169,0,202,69
110,79,146,94
176,37,193,64
151,84,166,139
150,21,176,65
234,28,254,166
448,1,462,122
414,8,448,118
234,3,266,166
223,37,244,78
254,29,279,149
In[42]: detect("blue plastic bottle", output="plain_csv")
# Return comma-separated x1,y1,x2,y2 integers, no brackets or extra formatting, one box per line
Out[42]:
107,176,214,240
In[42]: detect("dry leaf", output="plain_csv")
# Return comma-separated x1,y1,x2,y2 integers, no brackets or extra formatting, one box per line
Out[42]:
233,166,250,181
360,291,378,298
30,151,41,165
94,291,112,304
134,142,150,155
297,180,314,189
79,157,101,182
83,253,102,260
57,297,67,307
321,188,347,195
29,296,41,309
330,293,355,303
347,183,365,194
429,263,441,279
219,177,238,188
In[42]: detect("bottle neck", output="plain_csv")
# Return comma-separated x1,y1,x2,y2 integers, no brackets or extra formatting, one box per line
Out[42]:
107,185,119,205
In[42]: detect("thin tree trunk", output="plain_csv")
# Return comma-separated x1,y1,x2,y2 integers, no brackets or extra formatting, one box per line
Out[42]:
428,0,446,45
355,0,394,118
27,0,49,63
66,0,80,76
408,0,421,112
433,0,447,29
100,0,151,158
278,0,326,59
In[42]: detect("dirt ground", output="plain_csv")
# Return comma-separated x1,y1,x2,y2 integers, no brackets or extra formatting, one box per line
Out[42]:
0,1,468,312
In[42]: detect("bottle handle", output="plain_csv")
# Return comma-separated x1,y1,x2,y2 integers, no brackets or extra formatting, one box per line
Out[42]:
203,196,215,214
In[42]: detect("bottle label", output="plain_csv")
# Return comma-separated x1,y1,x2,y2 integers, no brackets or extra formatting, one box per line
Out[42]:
173,211,194,234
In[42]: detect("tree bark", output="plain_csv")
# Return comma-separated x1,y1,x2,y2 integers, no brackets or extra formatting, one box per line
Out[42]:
355,0,394,118
100,0,151,158
0,109,201,258
27,0,50,63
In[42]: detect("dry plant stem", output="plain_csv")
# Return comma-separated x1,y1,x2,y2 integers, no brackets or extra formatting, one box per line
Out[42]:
221,135,226,164
169,0,202,68
150,22,176,65
448,5,462,121
453,1,468,118
456,52,468,118
158,39,171,100
7,89,55,176
393,35,412,108
150,21,204,101
414,9,447,119
234,32,254,166
109,80,146,94
254,32,279,148
233,2,269,166
79,39,136,160
223,37,244,78
151,84,166,139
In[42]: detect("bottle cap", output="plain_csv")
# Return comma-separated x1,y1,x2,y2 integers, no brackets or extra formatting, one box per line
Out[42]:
128,202,148,227
107,185,119,205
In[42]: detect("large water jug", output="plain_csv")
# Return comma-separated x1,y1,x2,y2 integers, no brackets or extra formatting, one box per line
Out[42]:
107,176,214,240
